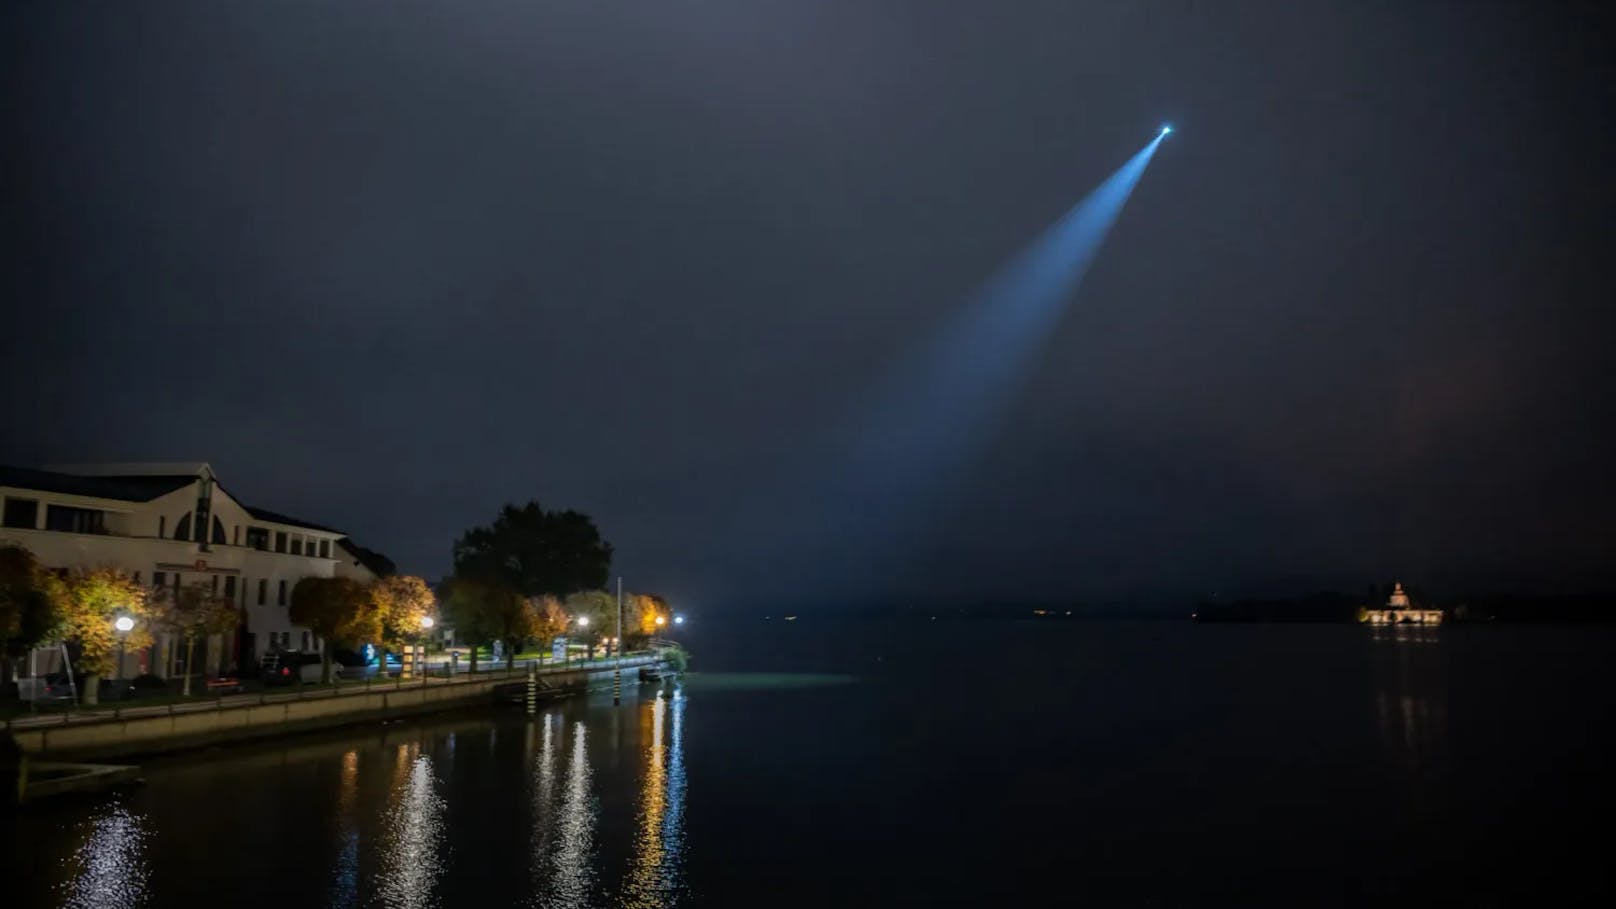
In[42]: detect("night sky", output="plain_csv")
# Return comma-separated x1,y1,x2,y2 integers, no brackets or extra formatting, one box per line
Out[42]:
4,2,1613,610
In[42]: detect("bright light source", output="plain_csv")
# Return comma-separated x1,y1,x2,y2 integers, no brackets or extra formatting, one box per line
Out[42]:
114,616,135,632
577,616,590,627
673,615,685,625
1160,125,1172,135
420,616,435,629
655,615,667,626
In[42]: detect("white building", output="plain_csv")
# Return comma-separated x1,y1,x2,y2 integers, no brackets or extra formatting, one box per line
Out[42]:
0,462,384,677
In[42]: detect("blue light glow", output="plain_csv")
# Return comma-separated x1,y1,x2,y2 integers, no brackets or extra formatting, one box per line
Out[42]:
1160,124,1172,135
802,133,1170,589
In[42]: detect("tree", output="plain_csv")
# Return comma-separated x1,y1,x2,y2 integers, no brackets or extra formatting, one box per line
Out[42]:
442,579,549,670
627,592,670,637
563,590,619,657
370,575,438,654
534,595,567,655
60,568,154,704
289,577,378,684
452,502,613,598
0,546,65,695
151,582,237,696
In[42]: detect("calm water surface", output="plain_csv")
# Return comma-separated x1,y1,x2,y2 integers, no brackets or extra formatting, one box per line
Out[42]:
6,620,1616,907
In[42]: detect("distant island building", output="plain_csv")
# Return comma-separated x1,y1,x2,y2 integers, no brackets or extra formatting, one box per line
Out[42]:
1361,582,1442,625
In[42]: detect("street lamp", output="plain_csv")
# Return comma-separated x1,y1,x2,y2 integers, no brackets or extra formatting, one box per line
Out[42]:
655,615,667,627
673,615,685,626
418,616,435,679
113,615,136,683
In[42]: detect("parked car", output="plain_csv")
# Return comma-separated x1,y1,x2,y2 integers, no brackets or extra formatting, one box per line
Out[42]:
260,650,321,686
17,673,76,705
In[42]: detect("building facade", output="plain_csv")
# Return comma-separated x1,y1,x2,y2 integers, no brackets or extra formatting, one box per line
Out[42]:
0,462,382,677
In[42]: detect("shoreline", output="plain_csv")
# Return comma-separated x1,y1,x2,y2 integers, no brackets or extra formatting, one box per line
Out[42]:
5,655,664,767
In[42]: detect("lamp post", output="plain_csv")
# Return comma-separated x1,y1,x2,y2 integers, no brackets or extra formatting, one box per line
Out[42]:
113,615,135,684
576,615,589,665
420,616,435,680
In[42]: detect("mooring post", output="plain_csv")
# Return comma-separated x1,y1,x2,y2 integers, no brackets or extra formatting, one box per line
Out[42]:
526,662,537,716
613,575,623,706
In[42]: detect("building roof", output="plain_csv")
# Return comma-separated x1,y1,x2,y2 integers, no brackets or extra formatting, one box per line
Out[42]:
0,465,195,503
242,504,343,534
3,463,347,536
336,538,397,577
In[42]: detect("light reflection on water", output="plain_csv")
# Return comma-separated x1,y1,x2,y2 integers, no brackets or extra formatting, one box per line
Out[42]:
376,746,448,909
330,749,361,909
622,689,689,907
543,722,597,909
527,714,559,904
58,800,150,909
1370,626,1447,779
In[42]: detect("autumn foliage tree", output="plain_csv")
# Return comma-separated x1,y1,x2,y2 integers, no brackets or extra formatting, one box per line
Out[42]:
0,546,64,692
60,568,154,704
151,582,237,695
289,576,378,684
370,575,438,654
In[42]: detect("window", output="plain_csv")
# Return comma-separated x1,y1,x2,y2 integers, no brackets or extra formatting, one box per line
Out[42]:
290,537,303,556
174,512,192,540
46,505,106,535
224,576,237,598
154,571,167,589
318,540,330,559
300,631,310,651
211,574,220,594
158,516,166,538
173,573,182,592
193,481,212,546
274,531,287,553
211,517,226,545
246,527,269,551
278,580,286,605
258,579,267,605
2,498,38,529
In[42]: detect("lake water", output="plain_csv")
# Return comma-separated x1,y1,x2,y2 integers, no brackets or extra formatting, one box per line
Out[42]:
5,619,1615,907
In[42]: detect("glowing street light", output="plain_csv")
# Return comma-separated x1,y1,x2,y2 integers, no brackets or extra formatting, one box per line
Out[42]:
420,615,435,630
673,615,685,626
113,614,135,683
654,615,667,627
1160,124,1173,136
576,616,590,628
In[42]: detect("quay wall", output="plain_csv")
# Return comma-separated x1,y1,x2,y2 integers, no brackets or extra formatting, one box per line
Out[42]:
7,658,658,762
